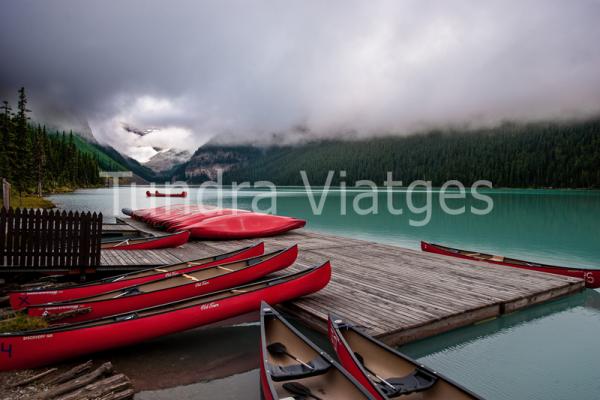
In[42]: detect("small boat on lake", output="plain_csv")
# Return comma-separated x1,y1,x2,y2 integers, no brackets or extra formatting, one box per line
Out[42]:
145,190,187,198
0,262,331,371
27,245,298,323
328,315,483,399
9,243,265,309
260,302,374,400
421,241,600,288
101,230,190,250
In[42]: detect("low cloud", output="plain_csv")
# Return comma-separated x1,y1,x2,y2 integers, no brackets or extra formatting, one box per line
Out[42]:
1,0,599,159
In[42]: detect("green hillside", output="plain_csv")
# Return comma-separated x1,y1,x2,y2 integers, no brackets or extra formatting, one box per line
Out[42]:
55,133,157,181
69,134,127,171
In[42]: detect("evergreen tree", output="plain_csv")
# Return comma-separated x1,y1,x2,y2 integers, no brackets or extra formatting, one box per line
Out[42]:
0,101,14,180
13,87,33,195
0,87,101,194
33,125,47,196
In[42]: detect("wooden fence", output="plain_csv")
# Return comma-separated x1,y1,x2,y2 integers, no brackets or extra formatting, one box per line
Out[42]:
0,208,102,272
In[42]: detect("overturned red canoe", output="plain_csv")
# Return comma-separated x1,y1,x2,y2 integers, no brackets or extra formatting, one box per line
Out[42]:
164,209,251,231
101,231,190,250
9,243,265,309
125,205,213,223
27,245,298,323
187,213,306,239
0,262,331,371
421,241,600,288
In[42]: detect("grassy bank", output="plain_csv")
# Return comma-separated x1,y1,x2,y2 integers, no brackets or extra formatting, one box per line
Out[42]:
9,192,55,209
3,183,102,209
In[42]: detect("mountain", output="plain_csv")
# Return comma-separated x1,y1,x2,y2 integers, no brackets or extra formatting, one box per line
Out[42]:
204,118,600,188
144,148,191,173
183,145,263,183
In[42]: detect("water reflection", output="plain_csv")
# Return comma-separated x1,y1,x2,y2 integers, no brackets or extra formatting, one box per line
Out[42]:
90,314,260,391
400,289,600,400
135,370,260,400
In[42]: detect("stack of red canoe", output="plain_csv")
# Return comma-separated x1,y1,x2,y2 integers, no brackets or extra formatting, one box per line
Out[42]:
123,205,306,239
2,243,331,371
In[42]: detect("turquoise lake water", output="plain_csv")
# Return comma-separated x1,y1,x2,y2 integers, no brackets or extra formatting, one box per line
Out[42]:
47,186,600,399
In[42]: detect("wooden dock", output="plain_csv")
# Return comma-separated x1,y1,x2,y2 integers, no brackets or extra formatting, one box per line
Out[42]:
103,217,584,346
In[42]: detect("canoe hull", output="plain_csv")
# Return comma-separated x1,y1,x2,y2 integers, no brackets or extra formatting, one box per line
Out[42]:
421,241,600,288
103,231,190,250
9,243,264,309
0,262,331,371
27,246,298,323
188,214,306,239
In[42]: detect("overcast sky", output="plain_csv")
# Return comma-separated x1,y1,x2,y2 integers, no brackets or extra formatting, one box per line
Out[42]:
1,0,600,161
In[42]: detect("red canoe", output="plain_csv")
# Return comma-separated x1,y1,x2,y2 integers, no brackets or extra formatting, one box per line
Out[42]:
9,243,265,309
27,245,298,323
126,205,212,223
187,213,306,239
260,302,374,400
164,209,250,231
421,241,600,288
0,262,331,371
328,315,482,399
101,231,190,250
146,190,187,198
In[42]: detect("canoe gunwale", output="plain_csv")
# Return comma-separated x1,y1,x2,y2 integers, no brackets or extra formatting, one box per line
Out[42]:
421,241,599,288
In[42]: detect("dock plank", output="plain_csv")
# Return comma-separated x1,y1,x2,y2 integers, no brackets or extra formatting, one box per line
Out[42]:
110,217,584,345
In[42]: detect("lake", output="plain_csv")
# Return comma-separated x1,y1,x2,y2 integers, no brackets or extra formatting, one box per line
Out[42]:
47,186,600,399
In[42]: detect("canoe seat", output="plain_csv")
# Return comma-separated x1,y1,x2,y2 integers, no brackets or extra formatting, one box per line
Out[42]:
217,266,235,272
247,257,264,266
113,287,141,298
268,355,331,382
182,274,199,282
490,255,505,262
114,312,138,322
379,368,438,397
154,268,168,273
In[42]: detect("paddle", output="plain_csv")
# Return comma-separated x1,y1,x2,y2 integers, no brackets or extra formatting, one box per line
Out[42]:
354,352,395,390
283,382,323,400
267,342,314,369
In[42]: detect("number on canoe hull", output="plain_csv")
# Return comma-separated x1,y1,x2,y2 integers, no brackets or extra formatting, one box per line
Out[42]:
584,272,594,285
1,343,12,359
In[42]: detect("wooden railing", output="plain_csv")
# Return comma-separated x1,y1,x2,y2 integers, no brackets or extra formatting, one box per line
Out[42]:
0,208,102,272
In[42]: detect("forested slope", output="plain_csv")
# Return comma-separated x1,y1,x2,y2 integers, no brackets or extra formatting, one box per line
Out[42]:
222,119,600,188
